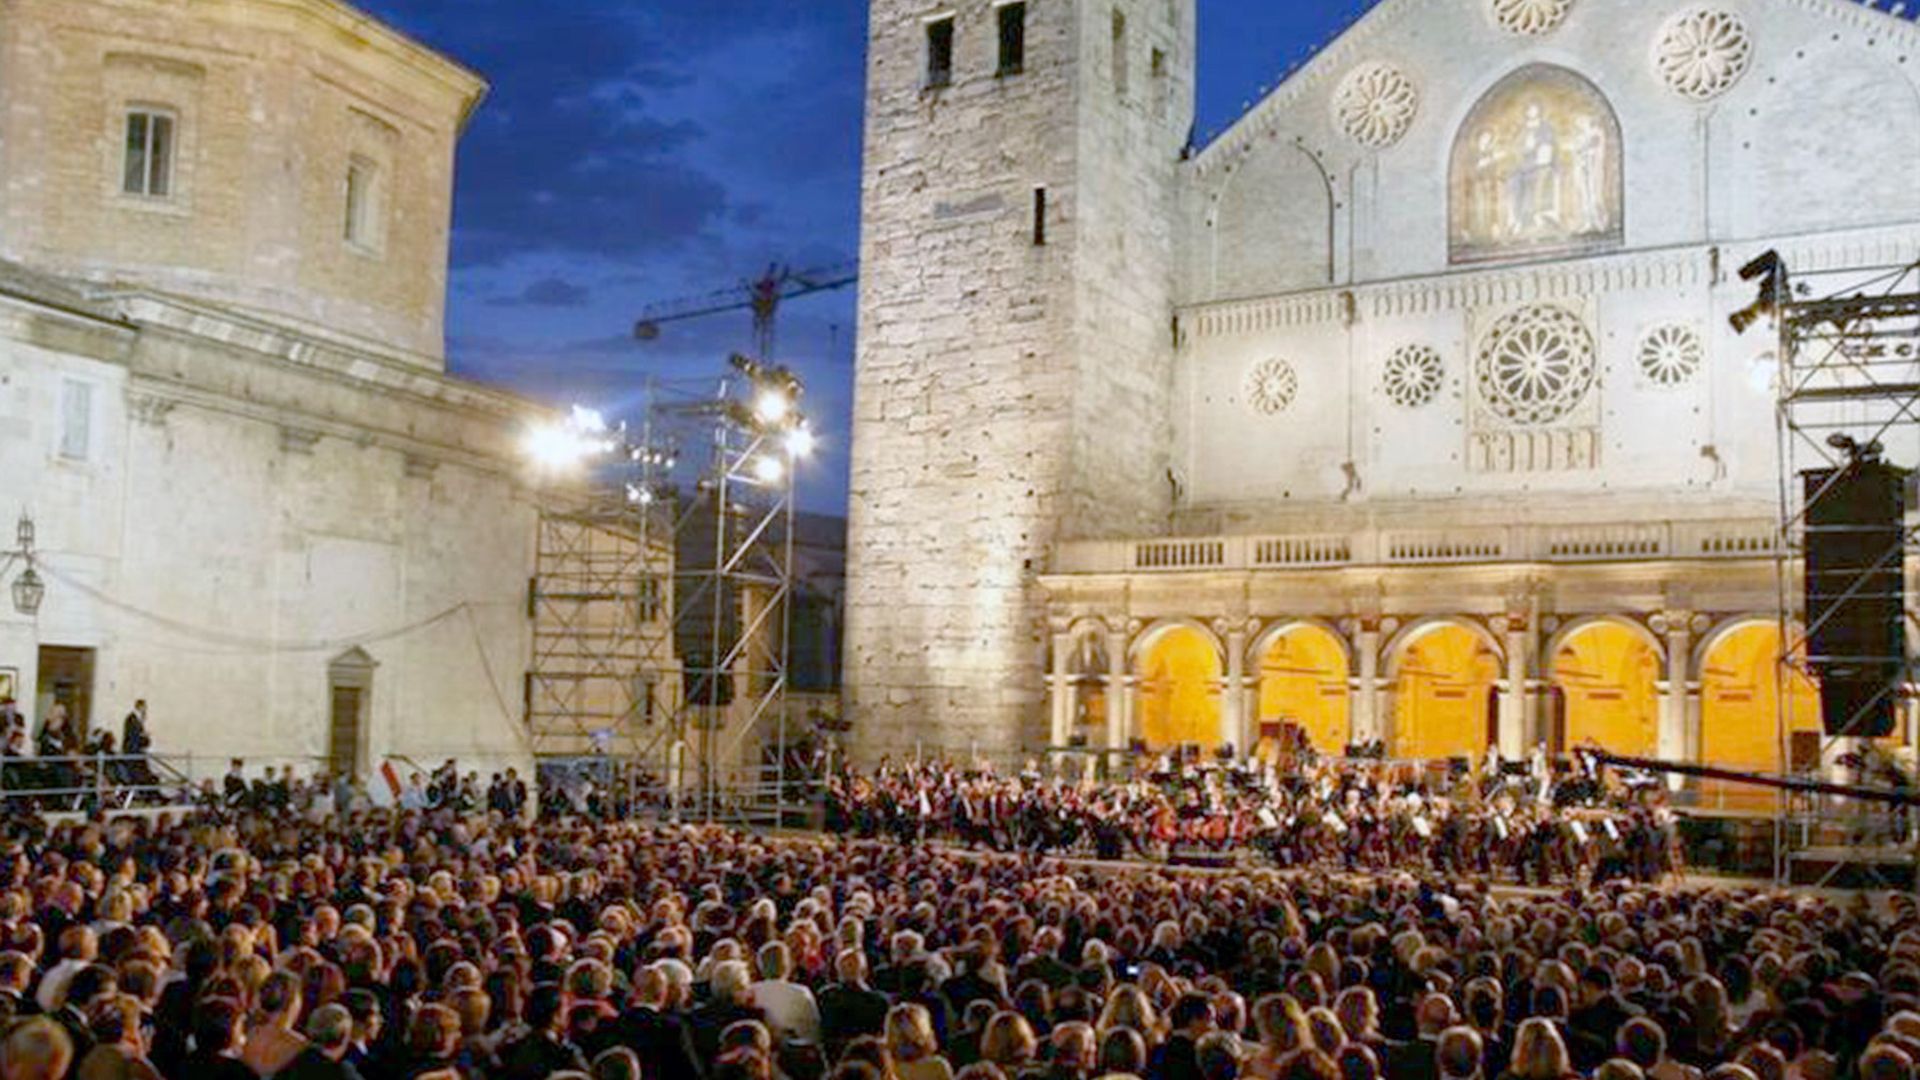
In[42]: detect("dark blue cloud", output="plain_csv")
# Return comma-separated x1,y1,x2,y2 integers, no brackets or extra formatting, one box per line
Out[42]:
353,1,1336,515
490,277,592,308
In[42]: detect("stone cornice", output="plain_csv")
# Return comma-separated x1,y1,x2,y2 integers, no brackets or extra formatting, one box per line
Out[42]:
220,0,487,127
111,291,538,424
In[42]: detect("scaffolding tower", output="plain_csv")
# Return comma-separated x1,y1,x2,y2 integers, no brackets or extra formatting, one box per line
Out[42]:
1766,253,1920,888
526,364,810,823
526,499,675,759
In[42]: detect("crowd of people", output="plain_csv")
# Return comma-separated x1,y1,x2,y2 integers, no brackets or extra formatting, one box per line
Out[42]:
0,796,1905,1080
826,751,1678,885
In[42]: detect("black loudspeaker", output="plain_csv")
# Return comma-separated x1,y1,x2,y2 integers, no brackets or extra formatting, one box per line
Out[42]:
1803,460,1907,737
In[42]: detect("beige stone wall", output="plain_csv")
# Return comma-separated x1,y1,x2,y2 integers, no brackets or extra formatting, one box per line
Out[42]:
0,278,544,784
846,0,1194,760
0,0,481,364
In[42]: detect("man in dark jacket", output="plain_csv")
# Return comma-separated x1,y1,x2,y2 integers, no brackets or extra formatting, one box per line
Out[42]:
278,1004,364,1080
492,984,587,1080
817,948,891,1060
1149,992,1216,1080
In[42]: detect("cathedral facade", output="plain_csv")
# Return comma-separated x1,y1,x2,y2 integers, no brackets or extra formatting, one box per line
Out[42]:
0,0,543,781
846,0,1920,782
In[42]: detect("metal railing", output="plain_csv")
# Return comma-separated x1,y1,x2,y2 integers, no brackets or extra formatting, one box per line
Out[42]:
0,753,196,812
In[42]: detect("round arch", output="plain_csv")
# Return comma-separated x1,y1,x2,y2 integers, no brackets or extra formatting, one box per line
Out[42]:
1128,617,1226,666
1547,618,1661,756
1385,618,1503,761
1699,621,1822,810
1445,62,1625,264
1690,615,1794,686
1382,616,1505,678
1059,620,1113,742
1132,621,1226,752
1542,616,1665,677
1251,621,1352,758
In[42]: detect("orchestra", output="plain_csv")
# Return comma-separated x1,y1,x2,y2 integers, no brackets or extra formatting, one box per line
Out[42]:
824,743,1679,885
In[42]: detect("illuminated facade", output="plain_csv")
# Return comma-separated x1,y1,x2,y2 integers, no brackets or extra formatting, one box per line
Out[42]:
847,0,1920,771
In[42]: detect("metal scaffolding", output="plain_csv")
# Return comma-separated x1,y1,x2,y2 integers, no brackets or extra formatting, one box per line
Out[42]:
1764,253,1920,888
526,364,810,824
525,500,675,759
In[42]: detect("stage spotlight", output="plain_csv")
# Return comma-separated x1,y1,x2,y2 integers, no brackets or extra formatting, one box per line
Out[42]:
1739,249,1781,283
1730,249,1785,334
522,405,613,472
752,456,785,484
754,388,793,426
785,424,816,459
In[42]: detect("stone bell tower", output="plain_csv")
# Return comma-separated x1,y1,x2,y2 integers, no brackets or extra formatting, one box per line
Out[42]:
844,0,1195,758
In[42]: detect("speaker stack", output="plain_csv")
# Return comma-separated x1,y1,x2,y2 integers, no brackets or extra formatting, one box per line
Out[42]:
1802,455,1909,737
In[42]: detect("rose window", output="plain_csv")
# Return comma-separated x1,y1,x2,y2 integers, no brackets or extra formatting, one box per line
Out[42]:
1382,345,1446,408
1491,0,1573,36
1333,62,1420,149
1655,7,1753,101
1637,323,1704,387
1245,358,1299,416
1475,305,1596,425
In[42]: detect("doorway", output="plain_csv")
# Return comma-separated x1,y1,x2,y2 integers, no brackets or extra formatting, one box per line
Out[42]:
327,648,376,779
35,646,95,740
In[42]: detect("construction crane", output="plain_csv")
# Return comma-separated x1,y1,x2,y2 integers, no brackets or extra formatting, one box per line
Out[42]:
633,261,859,360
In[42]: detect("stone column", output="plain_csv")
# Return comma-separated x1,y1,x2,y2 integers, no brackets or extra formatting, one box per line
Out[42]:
1105,622,1130,751
1221,622,1246,753
1655,611,1692,763
1353,619,1381,747
1501,614,1530,758
1049,629,1073,749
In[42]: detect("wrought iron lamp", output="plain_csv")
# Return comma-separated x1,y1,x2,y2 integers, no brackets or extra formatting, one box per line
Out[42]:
4,513,42,616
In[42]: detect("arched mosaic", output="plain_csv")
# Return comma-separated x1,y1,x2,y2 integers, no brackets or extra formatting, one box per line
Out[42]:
1382,345,1446,408
1637,323,1704,386
1654,7,1753,101
1333,61,1420,149
1245,358,1300,416
1475,304,1596,425
1492,0,1573,36
1449,65,1623,264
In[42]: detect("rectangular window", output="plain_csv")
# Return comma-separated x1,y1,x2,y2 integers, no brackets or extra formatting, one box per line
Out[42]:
344,159,377,248
926,16,955,88
997,2,1027,76
1112,9,1129,97
59,380,91,462
1033,186,1047,246
121,109,174,198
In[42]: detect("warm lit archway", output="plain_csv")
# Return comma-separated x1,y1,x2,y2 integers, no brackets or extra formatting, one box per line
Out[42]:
1390,622,1500,761
1136,625,1223,751
1255,623,1350,756
1700,621,1821,809
1549,621,1660,756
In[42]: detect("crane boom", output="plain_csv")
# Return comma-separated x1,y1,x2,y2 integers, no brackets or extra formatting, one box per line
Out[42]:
633,261,859,358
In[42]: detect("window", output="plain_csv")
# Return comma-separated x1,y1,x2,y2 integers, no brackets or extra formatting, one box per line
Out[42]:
1112,9,1130,97
344,158,379,249
59,380,92,462
926,16,955,88
997,2,1027,75
121,109,174,198
1033,186,1047,246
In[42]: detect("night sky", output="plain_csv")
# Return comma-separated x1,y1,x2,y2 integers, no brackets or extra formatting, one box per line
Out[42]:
350,1,1380,514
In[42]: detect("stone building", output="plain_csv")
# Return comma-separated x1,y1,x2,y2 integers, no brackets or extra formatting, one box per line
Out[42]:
846,0,1920,783
0,0,545,781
